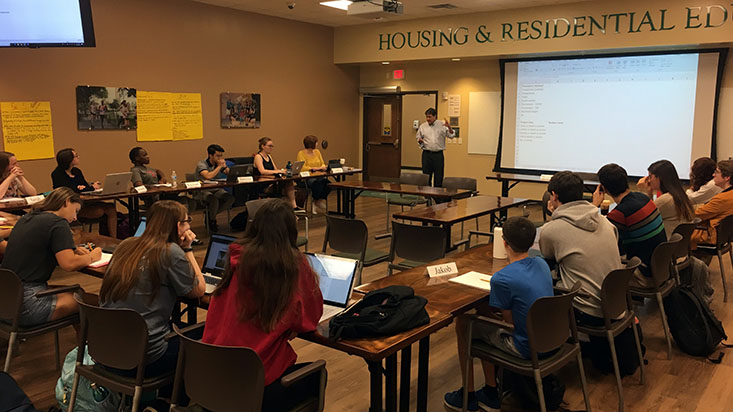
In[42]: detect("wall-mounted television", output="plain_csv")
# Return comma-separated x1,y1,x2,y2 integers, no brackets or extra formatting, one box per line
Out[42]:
0,0,95,48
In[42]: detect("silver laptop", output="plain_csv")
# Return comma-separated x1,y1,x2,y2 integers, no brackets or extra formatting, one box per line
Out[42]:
87,172,132,196
291,161,305,175
201,233,237,293
305,253,359,323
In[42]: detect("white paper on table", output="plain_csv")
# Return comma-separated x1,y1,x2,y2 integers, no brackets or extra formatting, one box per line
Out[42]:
88,253,113,268
448,271,493,291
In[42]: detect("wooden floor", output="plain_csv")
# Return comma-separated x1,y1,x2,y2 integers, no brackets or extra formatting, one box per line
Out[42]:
5,193,733,412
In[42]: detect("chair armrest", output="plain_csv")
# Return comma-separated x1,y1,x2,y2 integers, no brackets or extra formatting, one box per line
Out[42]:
553,285,591,299
468,230,493,239
469,314,515,332
35,284,81,298
453,238,470,248
374,233,392,240
281,359,327,387
166,321,206,341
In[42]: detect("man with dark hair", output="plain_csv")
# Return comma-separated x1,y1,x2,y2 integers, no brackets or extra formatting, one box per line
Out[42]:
540,171,622,323
592,163,666,287
195,144,234,231
416,107,454,187
692,159,733,247
444,216,553,412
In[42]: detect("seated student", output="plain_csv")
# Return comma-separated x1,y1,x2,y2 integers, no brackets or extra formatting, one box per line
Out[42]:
0,151,37,199
254,137,297,209
637,160,695,239
51,148,118,238
203,199,323,412
691,159,733,248
1,188,102,326
296,135,330,213
444,217,553,412
129,146,194,210
99,200,205,377
540,171,622,324
687,157,722,206
592,163,666,287
195,144,235,231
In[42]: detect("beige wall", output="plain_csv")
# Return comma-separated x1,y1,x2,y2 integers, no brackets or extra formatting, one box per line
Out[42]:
0,0,360,192
401,93,435,168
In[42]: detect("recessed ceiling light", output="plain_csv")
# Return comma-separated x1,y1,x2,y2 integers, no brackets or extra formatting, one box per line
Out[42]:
382,61,390,65
451,58,461,62
319,0,352,10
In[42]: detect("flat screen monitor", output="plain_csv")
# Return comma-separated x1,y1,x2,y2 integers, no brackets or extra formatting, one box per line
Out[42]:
0,0,95,48
496,49,727,179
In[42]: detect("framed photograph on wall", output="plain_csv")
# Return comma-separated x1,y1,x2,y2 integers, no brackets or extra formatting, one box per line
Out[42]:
76,86,137,130
220,92,260,128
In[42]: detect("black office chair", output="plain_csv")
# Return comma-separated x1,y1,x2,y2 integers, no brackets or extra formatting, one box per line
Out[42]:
385,172,430,232
322,215,389,285
245,198,308,250
388,221,447,276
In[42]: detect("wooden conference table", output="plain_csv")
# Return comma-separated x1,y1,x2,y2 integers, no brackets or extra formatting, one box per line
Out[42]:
393,195,530,250
329,180,473,219
486,172,599,198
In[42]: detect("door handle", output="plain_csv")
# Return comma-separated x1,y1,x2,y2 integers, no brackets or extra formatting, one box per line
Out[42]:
393,138,399,149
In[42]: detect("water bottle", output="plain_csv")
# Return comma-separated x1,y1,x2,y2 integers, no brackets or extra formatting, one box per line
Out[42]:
286,161,292,177
90,382,110,402
171,170,178,187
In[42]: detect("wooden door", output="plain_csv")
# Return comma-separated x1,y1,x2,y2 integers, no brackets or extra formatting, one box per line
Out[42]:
363,94,401,181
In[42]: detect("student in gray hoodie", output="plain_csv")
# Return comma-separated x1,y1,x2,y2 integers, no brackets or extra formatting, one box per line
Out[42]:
539,171,623,324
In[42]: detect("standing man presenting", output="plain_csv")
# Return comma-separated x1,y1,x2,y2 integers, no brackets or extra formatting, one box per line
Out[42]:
416,107,454,187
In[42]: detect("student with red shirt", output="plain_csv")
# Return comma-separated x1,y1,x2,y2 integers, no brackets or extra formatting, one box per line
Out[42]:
202,199,323,411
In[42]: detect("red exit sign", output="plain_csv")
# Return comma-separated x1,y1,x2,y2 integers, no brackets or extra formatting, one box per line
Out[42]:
393,69,405,80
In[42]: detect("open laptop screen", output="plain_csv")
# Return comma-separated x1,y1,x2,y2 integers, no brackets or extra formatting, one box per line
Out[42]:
202,234,237,276
134,217,146,237
305,253,358,307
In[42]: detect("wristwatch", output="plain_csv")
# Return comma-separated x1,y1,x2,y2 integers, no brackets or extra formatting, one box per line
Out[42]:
182,247,194,253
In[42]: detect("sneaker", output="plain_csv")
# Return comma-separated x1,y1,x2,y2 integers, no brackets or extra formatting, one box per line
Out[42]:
443,388,478,412
475,385,501,411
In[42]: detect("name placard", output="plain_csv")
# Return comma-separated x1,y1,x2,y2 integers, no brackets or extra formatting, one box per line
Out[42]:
299,171,311,178
426,262,458,278
331,167,344,174
184,181,202,189
134,186,147,193
540,174,553,181
237,176,254,183
24,195,45,205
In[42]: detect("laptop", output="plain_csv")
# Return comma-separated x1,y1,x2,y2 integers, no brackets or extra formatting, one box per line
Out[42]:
226,164,254,182
201,233,237,293
327,159,342,171
102,216,146,253
291,161,305,175
87,172,132,196
305,253,359,323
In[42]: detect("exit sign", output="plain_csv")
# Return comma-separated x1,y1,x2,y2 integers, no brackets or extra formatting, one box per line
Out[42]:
393,69,405,80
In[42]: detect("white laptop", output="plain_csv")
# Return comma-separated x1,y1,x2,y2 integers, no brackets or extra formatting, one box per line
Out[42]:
305,253,359,323
201,233,237,294
291,161,305,175
87,172,132,196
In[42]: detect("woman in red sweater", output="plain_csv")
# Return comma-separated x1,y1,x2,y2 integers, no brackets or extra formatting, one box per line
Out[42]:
202,199,323,411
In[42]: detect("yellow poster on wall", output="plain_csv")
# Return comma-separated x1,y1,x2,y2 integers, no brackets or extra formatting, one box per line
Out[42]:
136,91,173,141
171,93,203,141
0,101,55,160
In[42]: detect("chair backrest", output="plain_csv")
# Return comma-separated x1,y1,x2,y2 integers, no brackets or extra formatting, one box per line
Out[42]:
541,191,552,220
672,220,698,260
649,233,683,287
716,214,733,248
323,215,368,258
600,257,641,324
442,177,477,192
0,269,22,329
526,282,580,364
390,221,446,264
173,325,265,412
399,172,430,186
245,198,277,224
185,173,198,182
74,294,149,375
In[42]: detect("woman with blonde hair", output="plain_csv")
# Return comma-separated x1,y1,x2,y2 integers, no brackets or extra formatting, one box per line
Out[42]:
0,151,36,199
254,136,297,208
100,200,205,376
1,187,102,326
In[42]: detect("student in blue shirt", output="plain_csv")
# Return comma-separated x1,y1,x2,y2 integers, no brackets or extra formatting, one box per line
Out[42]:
444,216,554,412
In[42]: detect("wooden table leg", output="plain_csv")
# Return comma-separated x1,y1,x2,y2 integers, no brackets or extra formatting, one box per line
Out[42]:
399,346,412,412
417,336,430,412
386,354,398,412
367,360,383,412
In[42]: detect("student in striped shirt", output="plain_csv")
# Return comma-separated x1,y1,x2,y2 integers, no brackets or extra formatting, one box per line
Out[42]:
592,163,667,288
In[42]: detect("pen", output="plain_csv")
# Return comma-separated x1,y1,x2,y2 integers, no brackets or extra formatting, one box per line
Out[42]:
479,277,491,283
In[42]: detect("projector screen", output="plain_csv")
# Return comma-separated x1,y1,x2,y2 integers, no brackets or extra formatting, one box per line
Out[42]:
496,50,726,179
0,0,95,47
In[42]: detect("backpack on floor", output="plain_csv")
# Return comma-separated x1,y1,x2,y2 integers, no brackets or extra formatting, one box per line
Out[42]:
502,370,566,411
229,210,248,231
663,285,731,361
0,371,40,412
580,323,646,377
328,285,429,340
55,347,121,412
679,256,715,305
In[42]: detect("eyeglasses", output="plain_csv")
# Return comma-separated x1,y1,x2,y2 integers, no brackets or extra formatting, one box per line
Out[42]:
179,217,192,224
265,144,274,148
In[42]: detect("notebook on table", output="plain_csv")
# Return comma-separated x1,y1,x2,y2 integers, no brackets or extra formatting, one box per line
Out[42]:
305,253,359,323
86,172,132,196
201,233,237,293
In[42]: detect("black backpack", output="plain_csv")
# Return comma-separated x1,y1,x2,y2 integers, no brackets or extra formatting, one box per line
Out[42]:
502,371,566,411
328,285,429,340
663,285,731,361
580,323,646,377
